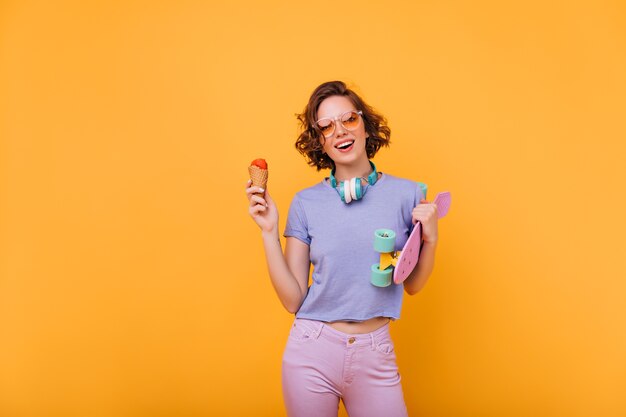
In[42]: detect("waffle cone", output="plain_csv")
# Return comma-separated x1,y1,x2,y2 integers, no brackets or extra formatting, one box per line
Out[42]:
248,165,268,197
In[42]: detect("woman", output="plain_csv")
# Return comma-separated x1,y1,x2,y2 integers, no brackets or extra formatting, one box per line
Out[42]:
245,81,439,416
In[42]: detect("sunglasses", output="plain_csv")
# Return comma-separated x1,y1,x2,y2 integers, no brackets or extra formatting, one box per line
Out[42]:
314,110,363,138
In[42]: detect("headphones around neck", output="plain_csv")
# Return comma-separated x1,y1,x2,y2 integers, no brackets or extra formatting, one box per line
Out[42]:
329,161,379,204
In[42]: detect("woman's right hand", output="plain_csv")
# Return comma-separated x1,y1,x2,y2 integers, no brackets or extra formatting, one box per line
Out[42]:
246,179,278,234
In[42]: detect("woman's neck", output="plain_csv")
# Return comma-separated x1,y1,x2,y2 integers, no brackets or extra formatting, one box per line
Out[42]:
333,159,374,182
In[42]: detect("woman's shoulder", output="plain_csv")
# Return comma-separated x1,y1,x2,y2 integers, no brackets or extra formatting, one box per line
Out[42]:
380,173,421,188
293,179,329,200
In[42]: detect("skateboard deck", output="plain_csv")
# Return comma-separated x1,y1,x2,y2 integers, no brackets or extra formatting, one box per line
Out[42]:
393,191,452,284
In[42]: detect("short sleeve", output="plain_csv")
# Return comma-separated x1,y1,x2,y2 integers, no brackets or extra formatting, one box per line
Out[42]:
414,181,427,205
283,194,311,245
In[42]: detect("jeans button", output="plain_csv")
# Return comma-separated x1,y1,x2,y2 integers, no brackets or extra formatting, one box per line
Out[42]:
348,337,356,344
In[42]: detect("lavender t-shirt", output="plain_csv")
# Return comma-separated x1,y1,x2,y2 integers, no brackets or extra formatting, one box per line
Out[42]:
283,173,425,322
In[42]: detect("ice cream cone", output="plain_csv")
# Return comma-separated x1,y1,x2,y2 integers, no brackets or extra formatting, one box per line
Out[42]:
248,165,268,197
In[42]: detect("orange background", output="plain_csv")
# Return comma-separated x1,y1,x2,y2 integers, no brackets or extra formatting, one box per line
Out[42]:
1,1,625,416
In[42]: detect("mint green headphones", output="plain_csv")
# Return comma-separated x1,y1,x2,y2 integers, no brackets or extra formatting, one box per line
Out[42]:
329,161,379,204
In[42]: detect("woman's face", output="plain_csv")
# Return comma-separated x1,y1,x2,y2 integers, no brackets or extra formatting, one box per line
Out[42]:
316,95,368,167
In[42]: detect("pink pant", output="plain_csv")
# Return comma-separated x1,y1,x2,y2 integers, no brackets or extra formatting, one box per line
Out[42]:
281,318,408,417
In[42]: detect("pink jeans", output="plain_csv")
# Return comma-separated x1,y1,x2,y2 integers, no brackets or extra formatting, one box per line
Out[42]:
281,318,408,417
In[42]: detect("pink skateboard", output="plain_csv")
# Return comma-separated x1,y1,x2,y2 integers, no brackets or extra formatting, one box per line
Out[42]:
371,192,452,287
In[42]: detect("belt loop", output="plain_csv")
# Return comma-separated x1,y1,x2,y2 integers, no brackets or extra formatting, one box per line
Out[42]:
314,321,323,339
370,333,375,350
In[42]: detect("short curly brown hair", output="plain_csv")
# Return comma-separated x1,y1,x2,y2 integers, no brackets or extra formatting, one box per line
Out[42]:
295,81,391,171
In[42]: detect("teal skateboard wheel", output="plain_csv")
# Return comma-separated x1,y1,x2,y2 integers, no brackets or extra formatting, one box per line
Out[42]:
373,229,396,253
371,263,393,287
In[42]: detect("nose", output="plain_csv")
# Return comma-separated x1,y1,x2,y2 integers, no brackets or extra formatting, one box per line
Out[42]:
334,119,348,137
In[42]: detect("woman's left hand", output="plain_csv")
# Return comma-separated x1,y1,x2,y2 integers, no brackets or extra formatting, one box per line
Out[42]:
412,199,438,244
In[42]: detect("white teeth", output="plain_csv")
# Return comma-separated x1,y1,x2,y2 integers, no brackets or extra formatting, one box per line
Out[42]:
336,141,354,149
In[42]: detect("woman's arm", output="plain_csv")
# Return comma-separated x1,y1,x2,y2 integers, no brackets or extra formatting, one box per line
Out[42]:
261,231,310,313
246,181,309,313
403,240,437,295
404,198,439,295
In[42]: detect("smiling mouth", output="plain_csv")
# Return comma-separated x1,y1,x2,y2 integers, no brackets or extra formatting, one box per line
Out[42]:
335,140,355,150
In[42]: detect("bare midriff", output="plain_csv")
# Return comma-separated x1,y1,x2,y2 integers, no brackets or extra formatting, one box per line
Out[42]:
327,316,391,334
